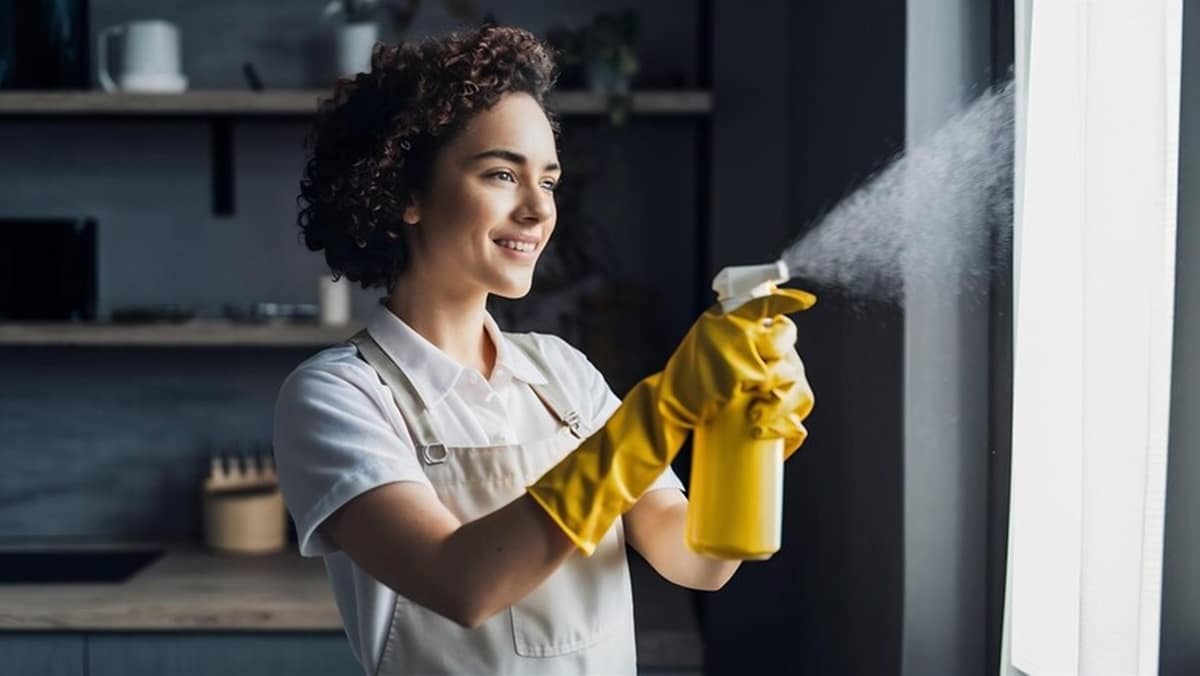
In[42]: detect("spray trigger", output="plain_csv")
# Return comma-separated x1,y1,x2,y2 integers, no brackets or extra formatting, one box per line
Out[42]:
712,260,791,313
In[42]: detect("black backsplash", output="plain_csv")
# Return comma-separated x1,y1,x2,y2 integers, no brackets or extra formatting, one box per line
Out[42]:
0,217,97,321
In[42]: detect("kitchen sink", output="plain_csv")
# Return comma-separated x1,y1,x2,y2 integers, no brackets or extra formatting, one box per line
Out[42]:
0,546,165,584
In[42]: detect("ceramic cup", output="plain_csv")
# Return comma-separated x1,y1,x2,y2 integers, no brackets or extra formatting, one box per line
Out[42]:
96,19,187,93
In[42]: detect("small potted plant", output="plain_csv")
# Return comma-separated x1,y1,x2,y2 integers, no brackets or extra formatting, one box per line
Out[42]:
322,0,475,77
581,11,639,97
547,10,640,125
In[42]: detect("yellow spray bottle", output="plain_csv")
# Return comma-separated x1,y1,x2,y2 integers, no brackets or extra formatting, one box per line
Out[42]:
685,260,796,560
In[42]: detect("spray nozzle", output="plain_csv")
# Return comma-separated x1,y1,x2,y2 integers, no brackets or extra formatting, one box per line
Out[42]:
712,260,791,313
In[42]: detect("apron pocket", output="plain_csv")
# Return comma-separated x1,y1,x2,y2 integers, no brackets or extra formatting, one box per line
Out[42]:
510,519,628,657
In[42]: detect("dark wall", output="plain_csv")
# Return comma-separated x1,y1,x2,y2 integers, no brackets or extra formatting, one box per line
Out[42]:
0,347,306,539
0,1,705,539
700,1,906,674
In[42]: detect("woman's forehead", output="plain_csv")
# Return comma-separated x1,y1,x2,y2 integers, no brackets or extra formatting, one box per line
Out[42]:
452,94,558,162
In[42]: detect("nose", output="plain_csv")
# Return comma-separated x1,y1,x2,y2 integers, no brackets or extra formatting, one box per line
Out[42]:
517,184,554,224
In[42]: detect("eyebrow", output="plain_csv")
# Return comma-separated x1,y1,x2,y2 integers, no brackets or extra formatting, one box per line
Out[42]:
468,148,561,172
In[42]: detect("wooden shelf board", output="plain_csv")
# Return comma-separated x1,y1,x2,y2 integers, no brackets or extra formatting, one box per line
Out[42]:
0,89,713,117
0,321,362,347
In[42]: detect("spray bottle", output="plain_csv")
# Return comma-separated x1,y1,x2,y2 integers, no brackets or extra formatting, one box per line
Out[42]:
686,260,796,560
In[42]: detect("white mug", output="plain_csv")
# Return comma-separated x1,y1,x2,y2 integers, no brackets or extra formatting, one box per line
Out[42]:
318,273,351,326
96,20,188,93
334,23,379,77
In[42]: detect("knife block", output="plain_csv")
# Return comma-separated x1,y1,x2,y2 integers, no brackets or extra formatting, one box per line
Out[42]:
202,453,286,555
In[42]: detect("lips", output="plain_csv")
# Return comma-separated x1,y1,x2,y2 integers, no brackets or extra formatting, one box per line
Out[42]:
493,238,538,253
491,230,542,258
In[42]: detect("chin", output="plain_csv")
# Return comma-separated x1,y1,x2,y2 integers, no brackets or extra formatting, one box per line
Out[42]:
492,279,534,299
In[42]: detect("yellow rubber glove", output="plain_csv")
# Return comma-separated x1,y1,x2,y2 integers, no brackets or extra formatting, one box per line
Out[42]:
741,312,815,460
658,287,816,460
526,372,686,554
526,287,816,555
760,346,816,460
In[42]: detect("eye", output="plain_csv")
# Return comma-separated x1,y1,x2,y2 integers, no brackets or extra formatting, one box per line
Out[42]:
488,169,559,193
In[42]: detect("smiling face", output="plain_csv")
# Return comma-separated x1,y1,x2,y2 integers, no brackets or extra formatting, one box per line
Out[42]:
400,92,561,300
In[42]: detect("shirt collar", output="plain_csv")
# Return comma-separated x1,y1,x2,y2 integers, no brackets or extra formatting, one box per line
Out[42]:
484,313,548,387
365,304,547,409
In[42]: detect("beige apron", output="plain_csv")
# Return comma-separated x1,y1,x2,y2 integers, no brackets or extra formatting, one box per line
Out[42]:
349,329,638,676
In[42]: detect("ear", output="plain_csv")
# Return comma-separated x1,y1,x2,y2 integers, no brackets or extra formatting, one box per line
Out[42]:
402,198,420,225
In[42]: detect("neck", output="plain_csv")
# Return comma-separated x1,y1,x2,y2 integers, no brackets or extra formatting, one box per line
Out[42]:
385,272,496,379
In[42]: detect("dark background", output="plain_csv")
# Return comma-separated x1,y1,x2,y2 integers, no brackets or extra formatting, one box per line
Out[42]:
2,1,1198,675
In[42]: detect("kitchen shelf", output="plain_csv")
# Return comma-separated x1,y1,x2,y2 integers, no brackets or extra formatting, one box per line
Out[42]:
0,89,713,117
0,321,362,347
0,88,714,216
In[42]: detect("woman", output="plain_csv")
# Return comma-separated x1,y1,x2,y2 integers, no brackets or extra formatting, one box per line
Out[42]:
274,24,814,676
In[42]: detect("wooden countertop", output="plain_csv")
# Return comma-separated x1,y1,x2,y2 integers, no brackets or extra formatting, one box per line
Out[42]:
0,543,702,667
0,544,337,631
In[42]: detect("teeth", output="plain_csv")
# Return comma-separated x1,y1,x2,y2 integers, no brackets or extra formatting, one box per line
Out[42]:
495,239,536,253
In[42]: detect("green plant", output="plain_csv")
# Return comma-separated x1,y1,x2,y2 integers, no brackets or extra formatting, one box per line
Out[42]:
581,11,639,84
546,10,640,125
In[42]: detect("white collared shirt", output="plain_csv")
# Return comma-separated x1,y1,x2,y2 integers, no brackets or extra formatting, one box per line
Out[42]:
272,303,683,674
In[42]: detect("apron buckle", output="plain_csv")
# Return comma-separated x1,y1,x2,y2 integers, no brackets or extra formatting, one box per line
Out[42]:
563,410,588,439
420,443,449,465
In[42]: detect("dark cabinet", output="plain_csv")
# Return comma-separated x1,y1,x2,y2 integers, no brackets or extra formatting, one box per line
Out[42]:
0,634,86,676
86,633,360,676
0,632,359,676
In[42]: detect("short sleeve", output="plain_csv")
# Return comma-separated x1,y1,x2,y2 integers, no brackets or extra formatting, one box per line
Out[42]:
536,334,685,495
272,360,432,557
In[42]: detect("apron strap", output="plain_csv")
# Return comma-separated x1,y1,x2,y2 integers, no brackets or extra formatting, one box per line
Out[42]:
348,329,445,456
504,333,592,439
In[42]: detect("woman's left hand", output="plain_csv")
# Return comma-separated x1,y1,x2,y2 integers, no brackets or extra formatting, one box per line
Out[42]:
743,335,814,459
656,287,816,434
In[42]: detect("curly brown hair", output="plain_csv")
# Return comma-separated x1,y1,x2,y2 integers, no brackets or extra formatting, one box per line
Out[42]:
297,24,561,292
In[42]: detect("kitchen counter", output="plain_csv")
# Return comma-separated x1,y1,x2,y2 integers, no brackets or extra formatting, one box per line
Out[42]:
0,542,702,668
0,543,336,631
